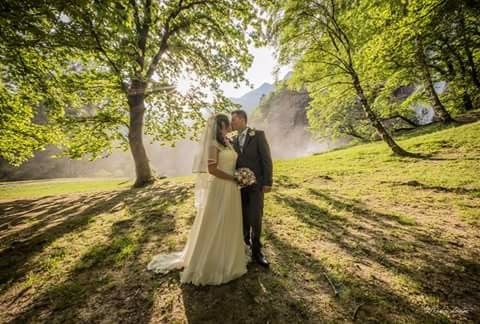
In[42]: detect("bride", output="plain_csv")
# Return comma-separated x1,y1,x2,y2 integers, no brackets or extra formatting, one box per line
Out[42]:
147,113,249,285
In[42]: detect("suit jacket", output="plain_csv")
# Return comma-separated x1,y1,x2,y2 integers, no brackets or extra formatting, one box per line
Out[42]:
233,128,273,188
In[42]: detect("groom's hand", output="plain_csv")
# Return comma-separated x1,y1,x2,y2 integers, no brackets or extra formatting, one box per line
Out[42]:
262,186,272,193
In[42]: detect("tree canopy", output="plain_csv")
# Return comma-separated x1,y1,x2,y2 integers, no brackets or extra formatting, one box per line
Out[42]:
1,0,263,186
264,0,479,152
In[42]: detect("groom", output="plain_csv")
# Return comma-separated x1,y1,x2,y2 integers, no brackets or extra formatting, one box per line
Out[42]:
231,110,273,268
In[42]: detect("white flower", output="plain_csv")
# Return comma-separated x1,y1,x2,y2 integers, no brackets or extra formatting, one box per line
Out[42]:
248,129,256,136
234,167,256,187
226,131,238,141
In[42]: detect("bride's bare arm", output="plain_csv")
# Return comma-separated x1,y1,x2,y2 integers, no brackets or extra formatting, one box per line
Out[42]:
207,148,236,182
208,163,236,181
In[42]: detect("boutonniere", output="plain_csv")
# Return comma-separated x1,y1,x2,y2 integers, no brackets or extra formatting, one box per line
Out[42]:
248,129,256,136
226,131,238,141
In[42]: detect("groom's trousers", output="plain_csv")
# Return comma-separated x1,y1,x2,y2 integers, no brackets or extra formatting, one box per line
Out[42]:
241,186,264,254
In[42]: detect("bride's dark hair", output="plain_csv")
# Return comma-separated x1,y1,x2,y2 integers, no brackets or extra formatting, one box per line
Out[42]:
215,114,230,147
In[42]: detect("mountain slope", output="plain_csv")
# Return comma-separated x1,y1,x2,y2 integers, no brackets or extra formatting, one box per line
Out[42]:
230,82,274,113
250,86,347,158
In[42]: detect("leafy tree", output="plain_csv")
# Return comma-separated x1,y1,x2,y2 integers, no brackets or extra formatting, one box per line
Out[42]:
359,0,480,122
426,0,480,111
265,0,414,156
360,0,456,122
0,1,70,165
0,0,262,186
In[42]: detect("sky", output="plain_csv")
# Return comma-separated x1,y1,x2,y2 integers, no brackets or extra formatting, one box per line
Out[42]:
176,46,291,99
220,46,291,98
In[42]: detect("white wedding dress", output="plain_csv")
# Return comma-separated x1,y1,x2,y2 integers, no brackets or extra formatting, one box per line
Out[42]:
147,142,249,285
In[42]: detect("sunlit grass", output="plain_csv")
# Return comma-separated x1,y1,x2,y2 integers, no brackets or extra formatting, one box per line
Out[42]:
0,178,132,200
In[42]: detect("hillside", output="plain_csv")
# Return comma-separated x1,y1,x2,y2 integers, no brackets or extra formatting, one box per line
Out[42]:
1,121,479,323
230,82,274,114
251,86,345,158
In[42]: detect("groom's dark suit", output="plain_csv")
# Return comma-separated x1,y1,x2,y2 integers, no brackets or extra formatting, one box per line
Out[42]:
233,128,273,255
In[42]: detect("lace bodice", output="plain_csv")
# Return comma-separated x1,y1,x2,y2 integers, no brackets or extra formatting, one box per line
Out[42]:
216,144,238,176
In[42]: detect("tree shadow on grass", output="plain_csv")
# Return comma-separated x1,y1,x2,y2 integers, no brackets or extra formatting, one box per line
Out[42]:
2,182,193,323
265,227,450,323
180,260,323,323
272,189,480,322
0,190,133,288
382,180,480,198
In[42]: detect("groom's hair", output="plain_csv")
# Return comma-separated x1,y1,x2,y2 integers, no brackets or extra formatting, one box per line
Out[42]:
231,109,248,123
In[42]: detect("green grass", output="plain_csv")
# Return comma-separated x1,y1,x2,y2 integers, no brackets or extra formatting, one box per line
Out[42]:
0,121,479,323
0,177,132,200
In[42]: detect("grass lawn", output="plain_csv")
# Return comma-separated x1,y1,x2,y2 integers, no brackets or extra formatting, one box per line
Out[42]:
0,178,132,201
0,121,479,323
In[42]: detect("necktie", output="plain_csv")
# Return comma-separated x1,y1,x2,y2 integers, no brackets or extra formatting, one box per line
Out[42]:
239,132,246,153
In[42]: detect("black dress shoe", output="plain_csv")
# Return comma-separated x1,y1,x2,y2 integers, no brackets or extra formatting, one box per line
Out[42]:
253,252,269,268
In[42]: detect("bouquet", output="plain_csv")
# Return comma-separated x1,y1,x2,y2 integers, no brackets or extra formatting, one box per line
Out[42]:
234,168,256,188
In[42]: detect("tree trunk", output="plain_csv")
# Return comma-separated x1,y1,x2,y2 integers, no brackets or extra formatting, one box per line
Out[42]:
127,80,154,187
458,10,480,90
351,74,414,157
381,114,419,127
416,40,454,123
464,45,480,90
423,72,452,122
462,92,474,111
343,125,370,142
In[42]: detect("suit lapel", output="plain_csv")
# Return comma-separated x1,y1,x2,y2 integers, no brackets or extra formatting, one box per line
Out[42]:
233,127,253,155
233,135,241,154
243,128,253,152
